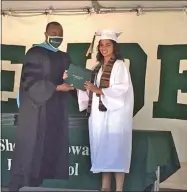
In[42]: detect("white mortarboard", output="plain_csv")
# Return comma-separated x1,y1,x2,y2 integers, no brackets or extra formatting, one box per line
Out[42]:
86,30,122,57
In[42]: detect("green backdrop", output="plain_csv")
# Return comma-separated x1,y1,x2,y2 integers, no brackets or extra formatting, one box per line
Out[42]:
1,43,186,190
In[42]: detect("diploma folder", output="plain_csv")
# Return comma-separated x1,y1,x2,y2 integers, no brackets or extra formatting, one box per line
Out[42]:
66,64,92,90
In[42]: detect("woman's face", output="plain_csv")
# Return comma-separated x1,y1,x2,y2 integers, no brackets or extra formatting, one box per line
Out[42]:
99,39,114,58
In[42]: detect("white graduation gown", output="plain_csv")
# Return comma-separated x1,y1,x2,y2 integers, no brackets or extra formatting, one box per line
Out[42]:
77,60,134,173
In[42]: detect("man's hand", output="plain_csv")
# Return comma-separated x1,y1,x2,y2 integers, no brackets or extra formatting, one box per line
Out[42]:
62,70,68,80
56,83,74,92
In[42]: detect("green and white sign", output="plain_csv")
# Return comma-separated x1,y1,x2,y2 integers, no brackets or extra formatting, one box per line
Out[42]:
1,11,187,190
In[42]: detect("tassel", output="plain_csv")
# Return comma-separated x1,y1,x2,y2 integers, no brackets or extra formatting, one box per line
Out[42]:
86,34,96,57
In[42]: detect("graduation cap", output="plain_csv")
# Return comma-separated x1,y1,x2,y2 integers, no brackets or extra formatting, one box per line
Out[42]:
86,30,122,57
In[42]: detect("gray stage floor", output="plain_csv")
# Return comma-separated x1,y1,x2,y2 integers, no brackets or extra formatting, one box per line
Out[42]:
1,187,98,192
1,187,186,192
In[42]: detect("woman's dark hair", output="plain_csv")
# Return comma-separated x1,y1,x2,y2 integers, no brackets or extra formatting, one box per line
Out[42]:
96,40,123,63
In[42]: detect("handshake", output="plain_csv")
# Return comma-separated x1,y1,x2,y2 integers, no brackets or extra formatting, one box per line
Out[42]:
56,71,101,94
56,71,74,92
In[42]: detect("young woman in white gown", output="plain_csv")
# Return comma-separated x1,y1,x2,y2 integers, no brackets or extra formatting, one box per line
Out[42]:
64,30,134,192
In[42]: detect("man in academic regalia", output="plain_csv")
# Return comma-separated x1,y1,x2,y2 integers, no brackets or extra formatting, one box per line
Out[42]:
9,21,73,192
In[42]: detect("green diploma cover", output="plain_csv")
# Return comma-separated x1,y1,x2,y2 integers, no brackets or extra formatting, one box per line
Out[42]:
66,64,92,90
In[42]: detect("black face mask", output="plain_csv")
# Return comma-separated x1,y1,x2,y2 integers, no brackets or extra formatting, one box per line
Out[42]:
47,35,63,49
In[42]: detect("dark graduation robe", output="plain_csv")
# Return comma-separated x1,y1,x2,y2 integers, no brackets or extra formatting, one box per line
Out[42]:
9,43,71,191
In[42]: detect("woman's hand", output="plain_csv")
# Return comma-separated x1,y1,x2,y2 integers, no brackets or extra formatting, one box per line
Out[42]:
84,81,103,95
62,70,68,80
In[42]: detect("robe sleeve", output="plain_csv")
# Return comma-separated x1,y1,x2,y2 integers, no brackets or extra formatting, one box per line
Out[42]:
64,52,71,70
101,61,131,111
21,48,56,106
77,90,89,111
